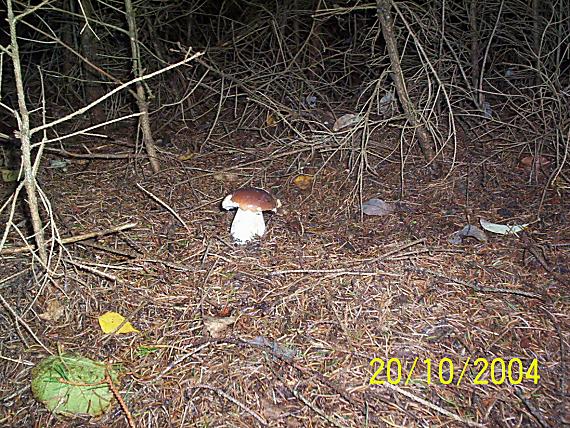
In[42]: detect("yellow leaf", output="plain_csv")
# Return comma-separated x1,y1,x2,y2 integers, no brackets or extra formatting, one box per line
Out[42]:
266,114,277,127
178,151,195,161
98,311,139,334
293,174,313,190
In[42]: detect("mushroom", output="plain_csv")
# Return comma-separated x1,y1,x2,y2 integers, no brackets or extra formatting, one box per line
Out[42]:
222,187,281,244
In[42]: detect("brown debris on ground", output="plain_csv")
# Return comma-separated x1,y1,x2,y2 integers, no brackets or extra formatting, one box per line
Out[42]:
0,132,568,428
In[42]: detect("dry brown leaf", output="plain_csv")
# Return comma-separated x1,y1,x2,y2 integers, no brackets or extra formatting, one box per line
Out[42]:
332,113,361,132
519,155,550,168
260,397,286,420
361,198,396,216
203,315,237,338
217,306,232,317
213,171,239,183
39,299,65,322
266,114,277,127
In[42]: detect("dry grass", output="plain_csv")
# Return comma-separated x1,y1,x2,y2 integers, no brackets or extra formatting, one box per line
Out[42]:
0,129,567,427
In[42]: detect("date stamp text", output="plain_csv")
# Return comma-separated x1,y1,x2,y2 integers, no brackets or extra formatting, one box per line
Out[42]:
369,357,540,386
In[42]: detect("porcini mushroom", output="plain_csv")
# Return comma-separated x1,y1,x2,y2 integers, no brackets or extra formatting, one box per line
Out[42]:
222,187,281,244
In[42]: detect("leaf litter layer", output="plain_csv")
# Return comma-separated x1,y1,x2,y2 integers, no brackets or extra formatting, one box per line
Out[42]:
0,129,567,427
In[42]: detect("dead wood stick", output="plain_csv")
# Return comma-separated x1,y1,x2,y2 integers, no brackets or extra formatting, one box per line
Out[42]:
521,234,569,287
136,183,190,233
65,259,117,282
381,382,486,428
45,147,146,160
0,291,52,354
375,238,426,260
270,268,399,277
189,384,268,426
60,222,138,244
0,222,137,255
406,266,543,299
82,241,139,258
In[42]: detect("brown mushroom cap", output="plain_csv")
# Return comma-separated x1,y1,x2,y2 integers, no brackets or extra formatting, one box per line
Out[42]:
226,187,281,212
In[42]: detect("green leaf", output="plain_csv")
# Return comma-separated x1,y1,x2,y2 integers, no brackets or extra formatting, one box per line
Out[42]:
1,168,18,182
136,345,159,357
31,354,121,417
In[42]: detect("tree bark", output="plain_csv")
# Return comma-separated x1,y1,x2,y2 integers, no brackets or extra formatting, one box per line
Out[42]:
80,0,106,124
469,0,481,100
124,0,160,173
531,0,541,86
6,0,48,263
376,0,439,171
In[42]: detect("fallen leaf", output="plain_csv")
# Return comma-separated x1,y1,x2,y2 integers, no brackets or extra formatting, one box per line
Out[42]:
519,336,532,348
136,345,160,357
178,151,195,161
266,114,277,127
203,315,237,338
448,224,487,244
213,171,240,182
1,168,18,182
218,306,232,317
362,198,396,216
519,155,550,169
49,159,70,171
479,218,529,235
39,299,65,322
378,91,395,114
260,397,286,420
293,174,313,190
247,336,297,360
332,113,361,132
304,94,317,108
32,354,121,417
98,311,139,334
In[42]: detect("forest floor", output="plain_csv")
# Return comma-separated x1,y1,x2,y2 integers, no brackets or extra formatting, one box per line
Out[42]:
0,124,568,427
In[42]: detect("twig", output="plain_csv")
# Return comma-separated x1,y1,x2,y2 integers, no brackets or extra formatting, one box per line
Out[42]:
0,222,137,255
66,259,117,282
270,268,399,277
521,233,569,287
39,113,144,145
187,337,365,418
136,183,190,233
45,147,146,159
0,291,52,354
106,370,136,428
190,383,268,426
81,241,139,259
381,382,486,428
30,52,203,135
61,223,138,245
291,387,350,428
0,266,29,290
375,238,426,260
406,266,543,299
138,259,195,271
513,386,548,428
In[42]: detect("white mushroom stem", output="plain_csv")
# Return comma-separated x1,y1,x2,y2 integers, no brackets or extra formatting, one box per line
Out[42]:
230,208,265,244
